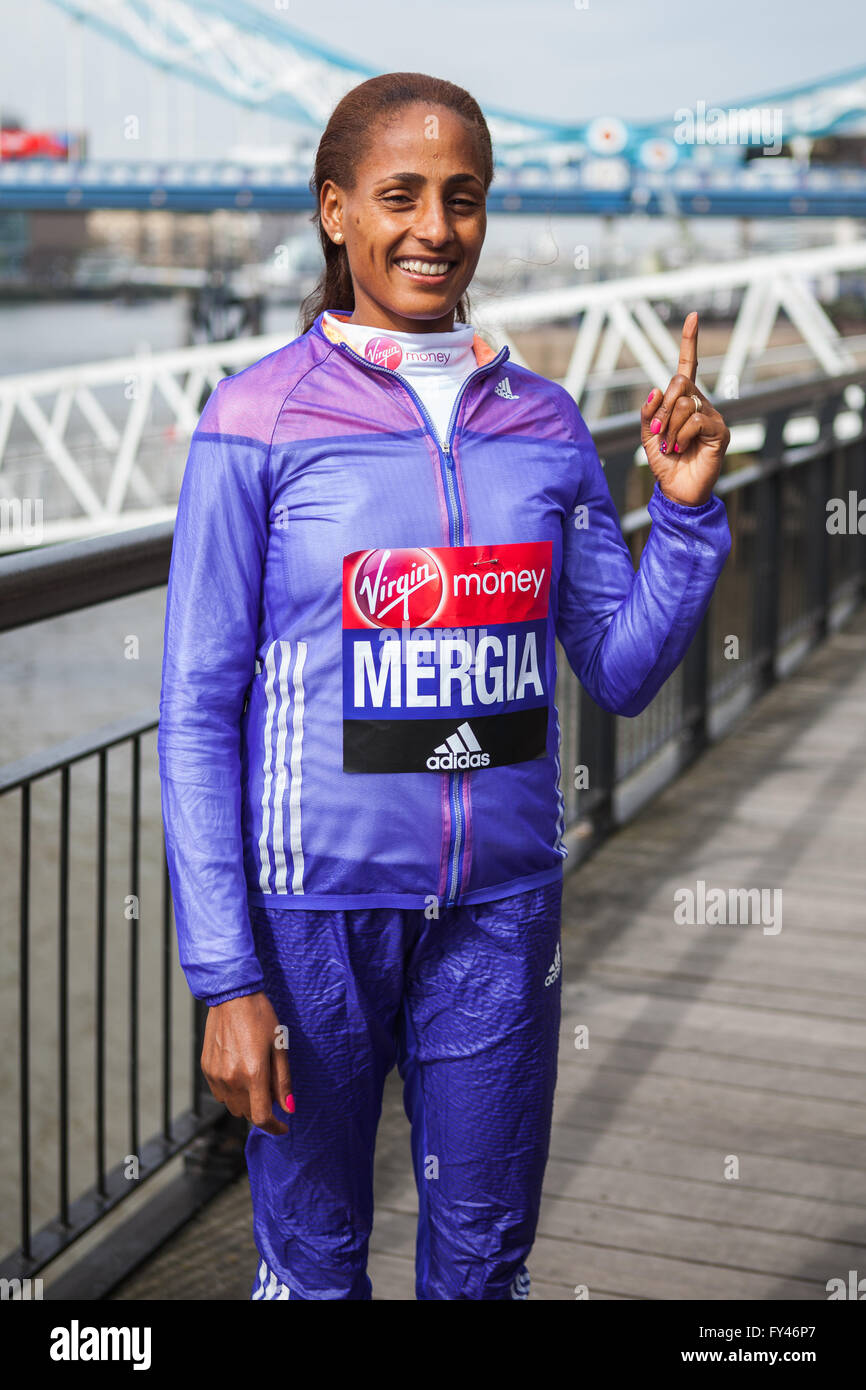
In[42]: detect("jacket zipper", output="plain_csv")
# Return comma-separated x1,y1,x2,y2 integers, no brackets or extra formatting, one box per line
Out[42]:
330,329,509,906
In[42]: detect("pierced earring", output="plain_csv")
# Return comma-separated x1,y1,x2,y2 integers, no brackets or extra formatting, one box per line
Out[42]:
333,232,343,243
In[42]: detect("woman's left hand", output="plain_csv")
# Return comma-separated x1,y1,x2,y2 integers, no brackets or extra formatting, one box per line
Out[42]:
641,311,731,507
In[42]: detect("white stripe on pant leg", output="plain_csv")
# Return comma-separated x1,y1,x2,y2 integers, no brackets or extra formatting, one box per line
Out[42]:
272,641,292,893
253,1258,292,1301
289,641,307,894
251,1257,268,1300
257,642,279,892
552,702,567,858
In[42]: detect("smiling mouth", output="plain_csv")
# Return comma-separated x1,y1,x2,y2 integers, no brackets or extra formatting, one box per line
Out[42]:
394,257,456,279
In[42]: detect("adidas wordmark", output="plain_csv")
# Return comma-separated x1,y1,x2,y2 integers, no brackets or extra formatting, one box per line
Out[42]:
426,720,490,771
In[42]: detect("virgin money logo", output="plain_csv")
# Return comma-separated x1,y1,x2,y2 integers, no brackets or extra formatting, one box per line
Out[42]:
364,336,403,371
354,548,443,627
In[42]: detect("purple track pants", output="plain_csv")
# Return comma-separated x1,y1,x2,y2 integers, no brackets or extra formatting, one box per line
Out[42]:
245,877,563,1300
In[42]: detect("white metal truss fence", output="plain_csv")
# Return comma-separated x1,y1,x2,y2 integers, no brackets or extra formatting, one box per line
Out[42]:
472,240,866,419
0,335,288,549
1,242,865,548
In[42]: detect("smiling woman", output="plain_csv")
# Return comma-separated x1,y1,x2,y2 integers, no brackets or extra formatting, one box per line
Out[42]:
300,72,493,333
158,69,733,1304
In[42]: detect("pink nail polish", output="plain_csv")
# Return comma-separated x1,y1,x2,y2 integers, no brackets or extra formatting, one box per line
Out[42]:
646,391,655,404
285,1094,295,1114
660,439,667,454
650,419,661,435
674,443,680,453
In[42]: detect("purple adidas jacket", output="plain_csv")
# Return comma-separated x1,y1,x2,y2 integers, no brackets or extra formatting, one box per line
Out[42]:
157,309,732,1002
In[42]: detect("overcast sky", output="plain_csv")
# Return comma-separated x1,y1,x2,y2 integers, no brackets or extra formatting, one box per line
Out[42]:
3,0,864,160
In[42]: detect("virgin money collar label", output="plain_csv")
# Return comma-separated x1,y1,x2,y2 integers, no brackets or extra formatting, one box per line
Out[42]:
361,336,453,371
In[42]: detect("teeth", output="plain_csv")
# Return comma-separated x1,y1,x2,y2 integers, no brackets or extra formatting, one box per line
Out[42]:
396,259,451,276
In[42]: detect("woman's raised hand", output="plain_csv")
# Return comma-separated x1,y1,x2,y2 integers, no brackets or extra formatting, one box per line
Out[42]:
641,311,730,507
201,991,294,1136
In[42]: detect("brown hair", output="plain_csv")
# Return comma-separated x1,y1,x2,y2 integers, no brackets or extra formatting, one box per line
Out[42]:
299,72,494,334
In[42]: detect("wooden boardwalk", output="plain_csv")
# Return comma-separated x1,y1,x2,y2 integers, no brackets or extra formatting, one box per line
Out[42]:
110,607,866,1301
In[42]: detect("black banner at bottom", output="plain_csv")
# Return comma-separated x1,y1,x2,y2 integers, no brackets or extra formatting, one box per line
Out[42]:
9,1297,861,1371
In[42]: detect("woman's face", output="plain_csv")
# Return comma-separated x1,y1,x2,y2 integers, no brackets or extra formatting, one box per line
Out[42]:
320,102,488,333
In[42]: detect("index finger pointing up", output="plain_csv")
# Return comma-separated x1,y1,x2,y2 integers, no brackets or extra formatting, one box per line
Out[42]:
678,310,699,382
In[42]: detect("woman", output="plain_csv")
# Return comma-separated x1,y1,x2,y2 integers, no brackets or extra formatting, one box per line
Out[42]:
158,71,732,1301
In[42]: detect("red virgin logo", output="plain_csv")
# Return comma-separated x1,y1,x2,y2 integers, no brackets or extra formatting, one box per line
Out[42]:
364,336,403,371
353,548,443,626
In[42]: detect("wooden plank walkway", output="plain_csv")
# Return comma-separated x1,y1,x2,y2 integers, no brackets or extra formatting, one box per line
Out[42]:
109,607,866,1300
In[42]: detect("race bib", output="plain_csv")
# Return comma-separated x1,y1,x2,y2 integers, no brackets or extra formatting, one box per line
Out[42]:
342,541,552,773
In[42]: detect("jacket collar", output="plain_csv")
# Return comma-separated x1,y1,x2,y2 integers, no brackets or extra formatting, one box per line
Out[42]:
313,309,506,370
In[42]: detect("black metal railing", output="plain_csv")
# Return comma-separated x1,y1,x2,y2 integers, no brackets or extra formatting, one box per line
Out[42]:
0,715,240,1291
0,365,864,1294
556,368,866,849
